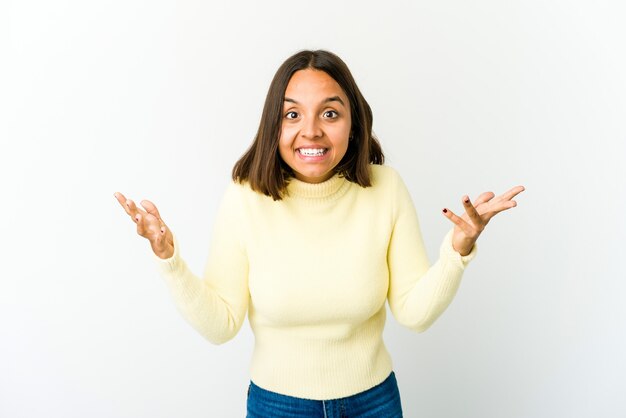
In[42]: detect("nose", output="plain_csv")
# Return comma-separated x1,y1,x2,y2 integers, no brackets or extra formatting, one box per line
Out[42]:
300,116,323,139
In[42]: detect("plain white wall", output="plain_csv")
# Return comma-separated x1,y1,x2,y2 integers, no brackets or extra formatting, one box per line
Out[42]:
2,0,624,417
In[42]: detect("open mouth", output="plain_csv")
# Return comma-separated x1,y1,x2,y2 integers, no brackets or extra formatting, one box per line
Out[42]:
297,148,328,157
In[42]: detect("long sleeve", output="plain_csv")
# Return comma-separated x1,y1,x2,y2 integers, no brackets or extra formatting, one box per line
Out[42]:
153,183,249,344
386,171,477,332
147,166,479,400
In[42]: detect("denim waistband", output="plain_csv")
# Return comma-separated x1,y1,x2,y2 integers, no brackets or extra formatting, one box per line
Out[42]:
246,371,403,417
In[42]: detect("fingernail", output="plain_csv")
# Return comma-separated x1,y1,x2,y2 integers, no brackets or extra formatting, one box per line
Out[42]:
464,198,469,203
442,208,448,213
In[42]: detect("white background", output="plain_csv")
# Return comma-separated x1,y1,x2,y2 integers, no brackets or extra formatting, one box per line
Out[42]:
2,1,625,417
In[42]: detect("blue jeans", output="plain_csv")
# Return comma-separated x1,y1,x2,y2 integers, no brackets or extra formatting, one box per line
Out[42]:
246,371,403,417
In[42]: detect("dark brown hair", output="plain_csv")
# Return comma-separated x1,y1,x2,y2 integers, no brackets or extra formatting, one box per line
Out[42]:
232,50,384,200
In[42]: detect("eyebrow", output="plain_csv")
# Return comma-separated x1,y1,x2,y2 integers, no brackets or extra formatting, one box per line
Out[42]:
284,96,346,106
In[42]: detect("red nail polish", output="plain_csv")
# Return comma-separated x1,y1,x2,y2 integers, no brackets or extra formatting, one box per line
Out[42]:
442,208,448,213
464,198,469,203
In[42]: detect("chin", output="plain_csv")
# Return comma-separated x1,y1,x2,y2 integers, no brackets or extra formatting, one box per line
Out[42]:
296,170,333,183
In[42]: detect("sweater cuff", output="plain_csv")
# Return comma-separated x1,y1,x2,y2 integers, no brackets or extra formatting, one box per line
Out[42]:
153,233,182,275
439,228,477,269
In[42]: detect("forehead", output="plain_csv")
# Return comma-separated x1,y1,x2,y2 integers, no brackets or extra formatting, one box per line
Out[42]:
285,69,347,100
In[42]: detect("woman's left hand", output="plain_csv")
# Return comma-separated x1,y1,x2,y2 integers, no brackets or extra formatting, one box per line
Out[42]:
442,185,526,256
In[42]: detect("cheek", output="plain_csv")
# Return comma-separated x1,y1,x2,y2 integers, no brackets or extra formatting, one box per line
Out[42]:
279,126,297,148
336,142,349,160
278,132,294,161
332,127,351,151
278,138,290,157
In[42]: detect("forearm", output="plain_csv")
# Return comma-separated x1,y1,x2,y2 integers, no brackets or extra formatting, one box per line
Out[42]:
390,260,463,332
155,233,247,344
389,229,477,332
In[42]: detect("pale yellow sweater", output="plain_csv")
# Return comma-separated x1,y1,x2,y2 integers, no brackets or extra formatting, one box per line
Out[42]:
154,164,477,400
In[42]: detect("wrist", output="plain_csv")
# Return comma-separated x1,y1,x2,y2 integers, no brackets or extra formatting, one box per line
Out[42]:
452,237,475,257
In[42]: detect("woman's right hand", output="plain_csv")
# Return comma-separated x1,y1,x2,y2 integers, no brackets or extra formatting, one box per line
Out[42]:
114,192,175,259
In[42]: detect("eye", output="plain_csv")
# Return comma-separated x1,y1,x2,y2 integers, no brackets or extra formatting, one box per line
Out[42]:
323,110,338,119
285,111,299,119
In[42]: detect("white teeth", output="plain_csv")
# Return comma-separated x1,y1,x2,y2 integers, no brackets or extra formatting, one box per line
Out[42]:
298,148,326,156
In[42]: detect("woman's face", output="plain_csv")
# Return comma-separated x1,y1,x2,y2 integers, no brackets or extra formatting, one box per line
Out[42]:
279,69,352,184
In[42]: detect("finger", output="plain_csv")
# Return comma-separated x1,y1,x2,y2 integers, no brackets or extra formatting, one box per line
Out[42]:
473,191,495,207
494,199,518,213
136,210,167,239
126,200,147,222
140,200,164,223
136,212,145,235
135,212,156,235
114,193,143,222
489,196,519,213
127,199,138,221
442,207,474,236
114,192,131,214
462,195,485,230
481,199,518,223
498,185,525,202
113,192,125,203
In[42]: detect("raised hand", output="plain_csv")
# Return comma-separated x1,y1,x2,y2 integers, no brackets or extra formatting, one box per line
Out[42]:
442,185,525,256
114,192,175,259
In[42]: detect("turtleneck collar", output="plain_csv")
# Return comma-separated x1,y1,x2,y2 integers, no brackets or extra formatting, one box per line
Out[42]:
285,172,351,201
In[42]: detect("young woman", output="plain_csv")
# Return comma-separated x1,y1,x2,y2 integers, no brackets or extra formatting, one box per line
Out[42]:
115,50,524,417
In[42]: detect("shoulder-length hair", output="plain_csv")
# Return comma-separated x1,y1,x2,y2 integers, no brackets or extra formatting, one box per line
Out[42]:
232,49,384,201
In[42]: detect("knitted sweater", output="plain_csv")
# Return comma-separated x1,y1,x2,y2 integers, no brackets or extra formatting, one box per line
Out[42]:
154,164,477,400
